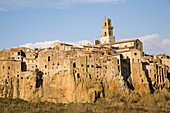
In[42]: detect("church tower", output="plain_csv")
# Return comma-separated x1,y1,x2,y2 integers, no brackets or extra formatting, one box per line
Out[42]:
101,18,115,44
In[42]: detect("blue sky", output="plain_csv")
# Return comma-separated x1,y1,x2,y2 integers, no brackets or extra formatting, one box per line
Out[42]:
0,0,170,55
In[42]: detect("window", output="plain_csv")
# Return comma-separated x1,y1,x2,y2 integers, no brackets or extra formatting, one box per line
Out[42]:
77,73,80,78
132,59,134,62
109,31,112,36
89,74,91,79
57,62,60,66
134,52,137,56
8,67,10,69
117,60,119,64
105,32,107,36
48,56,50,62
154,74,156,79
105,22,107,26
73,62,76,68
138,59,140,63
108,21,110,25
45,65,47,68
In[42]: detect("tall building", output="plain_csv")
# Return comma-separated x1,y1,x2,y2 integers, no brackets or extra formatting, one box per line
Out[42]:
101,18,115,44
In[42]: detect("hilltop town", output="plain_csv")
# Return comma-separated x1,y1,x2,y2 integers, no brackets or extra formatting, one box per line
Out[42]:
0,18,170,103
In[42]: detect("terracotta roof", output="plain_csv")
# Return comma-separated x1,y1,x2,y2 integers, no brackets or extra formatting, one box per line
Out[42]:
81,50,94,54
101,39,140,46
0,59,22,62
0,59,16,61
10,48,20,52
71,46,82,49
26,58,36,60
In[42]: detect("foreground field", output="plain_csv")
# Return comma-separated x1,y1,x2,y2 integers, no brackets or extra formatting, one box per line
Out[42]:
0,91,170,113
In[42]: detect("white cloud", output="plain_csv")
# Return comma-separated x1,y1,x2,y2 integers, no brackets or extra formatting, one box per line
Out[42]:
137,34,169,55
119,34,170,55
0,0,124,11
19,40,92,49
19,35,170,56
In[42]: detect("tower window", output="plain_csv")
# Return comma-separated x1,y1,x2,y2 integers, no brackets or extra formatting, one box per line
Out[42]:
105,22,107,26
109,31,112,36
108,21,110,25
105,32,107,36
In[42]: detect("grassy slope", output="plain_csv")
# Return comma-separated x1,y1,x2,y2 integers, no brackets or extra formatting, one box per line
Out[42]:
0,91,170,113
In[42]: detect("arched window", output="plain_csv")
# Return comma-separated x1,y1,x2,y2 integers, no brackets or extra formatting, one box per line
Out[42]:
105,32,107,36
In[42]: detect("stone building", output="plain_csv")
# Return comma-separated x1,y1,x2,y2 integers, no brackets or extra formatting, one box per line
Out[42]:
0,18,169,103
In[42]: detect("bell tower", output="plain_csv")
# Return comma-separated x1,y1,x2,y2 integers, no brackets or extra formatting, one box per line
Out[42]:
101,18,115,44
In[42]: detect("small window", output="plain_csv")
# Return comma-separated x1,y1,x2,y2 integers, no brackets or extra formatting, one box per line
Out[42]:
108,21,110,25
134,52,137,56
2,66,4,69
8,67,10,69
104,32,107,36
57,62,60,66
132,59,134,62
73,62,76,68
117,60,119,64
109,31,112,36
48,56,50,62
138,59,140,62
89,74,91,79
45,65,47,68
77,73,80,78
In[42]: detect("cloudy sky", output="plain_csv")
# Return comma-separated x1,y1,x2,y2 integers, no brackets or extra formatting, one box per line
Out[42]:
0,0,170,55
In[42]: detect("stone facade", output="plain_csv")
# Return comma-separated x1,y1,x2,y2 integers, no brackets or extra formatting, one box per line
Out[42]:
0,18,169,103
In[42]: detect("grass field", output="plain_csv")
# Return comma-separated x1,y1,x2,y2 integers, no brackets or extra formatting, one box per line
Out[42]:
0,91,170,113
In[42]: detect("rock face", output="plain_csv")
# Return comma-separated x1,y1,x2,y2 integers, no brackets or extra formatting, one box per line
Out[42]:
0,69,120,103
